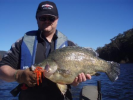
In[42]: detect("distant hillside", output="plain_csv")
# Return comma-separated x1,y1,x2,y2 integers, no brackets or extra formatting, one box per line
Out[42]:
96,28,133,63
0,51,7,61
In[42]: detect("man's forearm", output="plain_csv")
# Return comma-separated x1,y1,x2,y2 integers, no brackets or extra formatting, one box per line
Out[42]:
0,65,37,87
0,65,16,82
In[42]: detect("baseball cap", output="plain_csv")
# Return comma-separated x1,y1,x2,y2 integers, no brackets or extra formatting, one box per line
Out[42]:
36,1,58,18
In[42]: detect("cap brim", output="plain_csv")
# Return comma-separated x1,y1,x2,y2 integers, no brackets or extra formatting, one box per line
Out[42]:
36,11,57,17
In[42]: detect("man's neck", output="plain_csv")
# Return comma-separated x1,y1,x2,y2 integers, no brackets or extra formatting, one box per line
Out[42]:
45,33,54,42
42,30,56,42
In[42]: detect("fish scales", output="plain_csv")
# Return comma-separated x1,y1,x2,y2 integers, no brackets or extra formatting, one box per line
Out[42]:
36,46,120,84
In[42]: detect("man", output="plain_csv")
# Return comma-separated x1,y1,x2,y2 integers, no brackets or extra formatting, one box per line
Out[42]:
0,1,91,100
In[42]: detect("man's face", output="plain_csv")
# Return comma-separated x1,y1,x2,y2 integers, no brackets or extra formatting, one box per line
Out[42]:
37,15,58,33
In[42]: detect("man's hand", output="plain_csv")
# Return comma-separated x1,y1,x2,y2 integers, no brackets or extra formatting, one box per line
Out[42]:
71,73,91,86
15,68,37,87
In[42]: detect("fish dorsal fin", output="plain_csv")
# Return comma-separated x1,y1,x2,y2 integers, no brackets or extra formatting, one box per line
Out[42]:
85,47,99,57
56,83,67,95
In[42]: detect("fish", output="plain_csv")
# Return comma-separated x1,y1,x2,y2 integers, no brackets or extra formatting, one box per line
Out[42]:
32,46,120,94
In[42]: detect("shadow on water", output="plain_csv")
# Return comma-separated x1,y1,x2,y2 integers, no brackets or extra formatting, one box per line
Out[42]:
0,64,133,100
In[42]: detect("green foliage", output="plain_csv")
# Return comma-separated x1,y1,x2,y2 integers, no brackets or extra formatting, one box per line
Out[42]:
96,28,133,63
0,51,6,61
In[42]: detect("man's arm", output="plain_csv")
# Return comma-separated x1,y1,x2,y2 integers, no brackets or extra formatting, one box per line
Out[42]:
0,38,23,82
0,64,37,87
0,38,37,87
0,65,16,82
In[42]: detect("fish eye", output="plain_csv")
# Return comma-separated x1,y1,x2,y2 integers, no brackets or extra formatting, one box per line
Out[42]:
45,64,49,71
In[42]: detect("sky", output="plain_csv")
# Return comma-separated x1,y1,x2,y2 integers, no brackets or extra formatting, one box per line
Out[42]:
0,0,133,51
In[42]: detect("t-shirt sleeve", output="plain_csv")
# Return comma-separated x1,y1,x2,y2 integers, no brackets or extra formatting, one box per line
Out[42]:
0,38,23,69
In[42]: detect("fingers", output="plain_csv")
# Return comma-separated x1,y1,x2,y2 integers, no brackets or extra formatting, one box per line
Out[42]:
71,73,91,86
29,72,37,82
86,74,91,80
21,68,37,86
78,73,91,81
25,75,37,87
27,81,37,87
28,72,37,87
71,77,79,86
71,73,85,86
78,73,86,82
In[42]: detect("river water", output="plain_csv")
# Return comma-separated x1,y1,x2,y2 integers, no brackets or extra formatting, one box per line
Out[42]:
0,64,133,100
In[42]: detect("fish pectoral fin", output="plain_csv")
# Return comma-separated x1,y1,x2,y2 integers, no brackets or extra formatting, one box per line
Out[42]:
56,83,67,95
95,73,100,76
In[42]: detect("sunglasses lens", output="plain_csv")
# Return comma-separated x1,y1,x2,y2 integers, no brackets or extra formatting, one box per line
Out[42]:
39,16,56,22
39,17,46,21
49,16,56,22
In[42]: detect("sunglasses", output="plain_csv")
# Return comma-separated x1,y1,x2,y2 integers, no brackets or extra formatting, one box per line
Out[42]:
38,16,57,22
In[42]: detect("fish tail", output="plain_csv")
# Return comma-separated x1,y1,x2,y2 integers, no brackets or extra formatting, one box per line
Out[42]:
106,61,120,82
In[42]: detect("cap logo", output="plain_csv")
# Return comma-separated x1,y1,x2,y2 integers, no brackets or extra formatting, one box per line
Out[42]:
42,4,53,9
